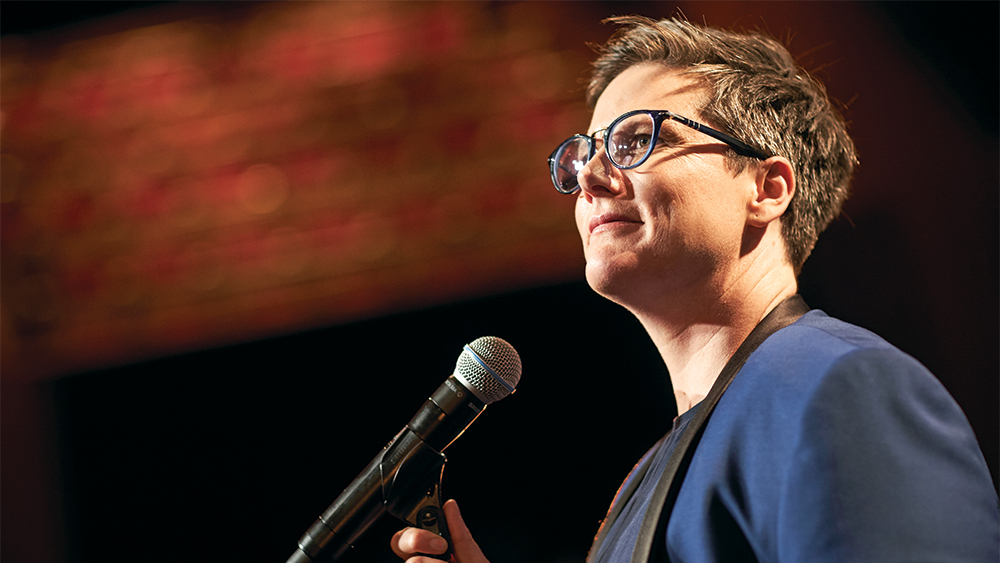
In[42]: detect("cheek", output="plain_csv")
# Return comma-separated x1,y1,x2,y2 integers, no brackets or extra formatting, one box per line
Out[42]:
574,198,589,238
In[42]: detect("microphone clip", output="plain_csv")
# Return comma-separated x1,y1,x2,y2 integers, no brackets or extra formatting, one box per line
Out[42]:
381,429,453,560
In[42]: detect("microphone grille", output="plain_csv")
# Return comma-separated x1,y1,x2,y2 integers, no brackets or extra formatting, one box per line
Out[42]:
454,336,522,404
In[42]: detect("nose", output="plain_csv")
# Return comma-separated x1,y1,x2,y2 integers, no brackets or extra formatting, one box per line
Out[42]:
577,144,621,201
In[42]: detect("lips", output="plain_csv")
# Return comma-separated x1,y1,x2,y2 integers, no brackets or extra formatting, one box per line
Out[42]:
589,212,641,234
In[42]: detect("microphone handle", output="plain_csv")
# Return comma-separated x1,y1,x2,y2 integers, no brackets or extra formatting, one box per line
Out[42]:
287,428,450,562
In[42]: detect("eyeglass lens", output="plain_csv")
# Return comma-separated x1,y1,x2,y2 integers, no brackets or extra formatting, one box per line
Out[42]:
607,112,656,168
552,136,592,193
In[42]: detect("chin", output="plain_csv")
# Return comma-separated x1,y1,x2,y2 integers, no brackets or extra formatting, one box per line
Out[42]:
584,262,632,305
585,253,681,310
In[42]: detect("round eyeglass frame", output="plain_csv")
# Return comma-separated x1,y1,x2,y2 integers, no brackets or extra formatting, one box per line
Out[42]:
547,109,769,194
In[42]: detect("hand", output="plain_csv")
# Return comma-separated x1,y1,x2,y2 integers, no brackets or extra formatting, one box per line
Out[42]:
390,499,490,563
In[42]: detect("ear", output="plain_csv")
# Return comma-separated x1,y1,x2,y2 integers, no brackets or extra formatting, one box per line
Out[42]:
747,156,795,228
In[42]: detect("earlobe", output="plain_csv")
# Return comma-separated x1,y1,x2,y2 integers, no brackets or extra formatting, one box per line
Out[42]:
748,156,795,228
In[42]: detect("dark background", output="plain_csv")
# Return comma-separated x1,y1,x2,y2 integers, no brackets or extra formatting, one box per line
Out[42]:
2,2,997,563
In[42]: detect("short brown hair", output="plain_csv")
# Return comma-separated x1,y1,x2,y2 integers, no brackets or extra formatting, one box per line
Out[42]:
588,16,857,269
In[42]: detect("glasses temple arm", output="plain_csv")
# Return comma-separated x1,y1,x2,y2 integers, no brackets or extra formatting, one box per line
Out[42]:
672,115,769,160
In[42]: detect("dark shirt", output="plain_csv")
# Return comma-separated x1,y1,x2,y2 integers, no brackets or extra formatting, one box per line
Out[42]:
590,404,699,563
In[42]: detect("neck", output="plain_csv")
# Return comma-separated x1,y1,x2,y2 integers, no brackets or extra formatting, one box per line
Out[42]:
626,261,798,415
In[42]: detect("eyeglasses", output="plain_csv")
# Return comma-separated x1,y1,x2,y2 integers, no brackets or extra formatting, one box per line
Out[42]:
547,109,769,194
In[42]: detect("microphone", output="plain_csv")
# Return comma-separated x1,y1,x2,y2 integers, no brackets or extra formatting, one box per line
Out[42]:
286,336,522,563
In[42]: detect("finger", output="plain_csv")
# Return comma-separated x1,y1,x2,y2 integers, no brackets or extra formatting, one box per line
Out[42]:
442,500,489,563
390,526,450,559
390,528,408,559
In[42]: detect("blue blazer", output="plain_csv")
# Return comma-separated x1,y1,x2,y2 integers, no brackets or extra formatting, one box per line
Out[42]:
592,310,999,563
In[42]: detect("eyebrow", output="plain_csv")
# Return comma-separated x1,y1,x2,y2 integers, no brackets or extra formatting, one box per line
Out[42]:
586,118,686,143
657,119,686,140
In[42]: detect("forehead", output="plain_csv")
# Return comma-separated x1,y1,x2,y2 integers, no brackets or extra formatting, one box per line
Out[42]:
589,64,707,132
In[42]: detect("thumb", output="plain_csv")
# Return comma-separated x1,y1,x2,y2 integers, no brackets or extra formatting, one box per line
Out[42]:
443,499,490,563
